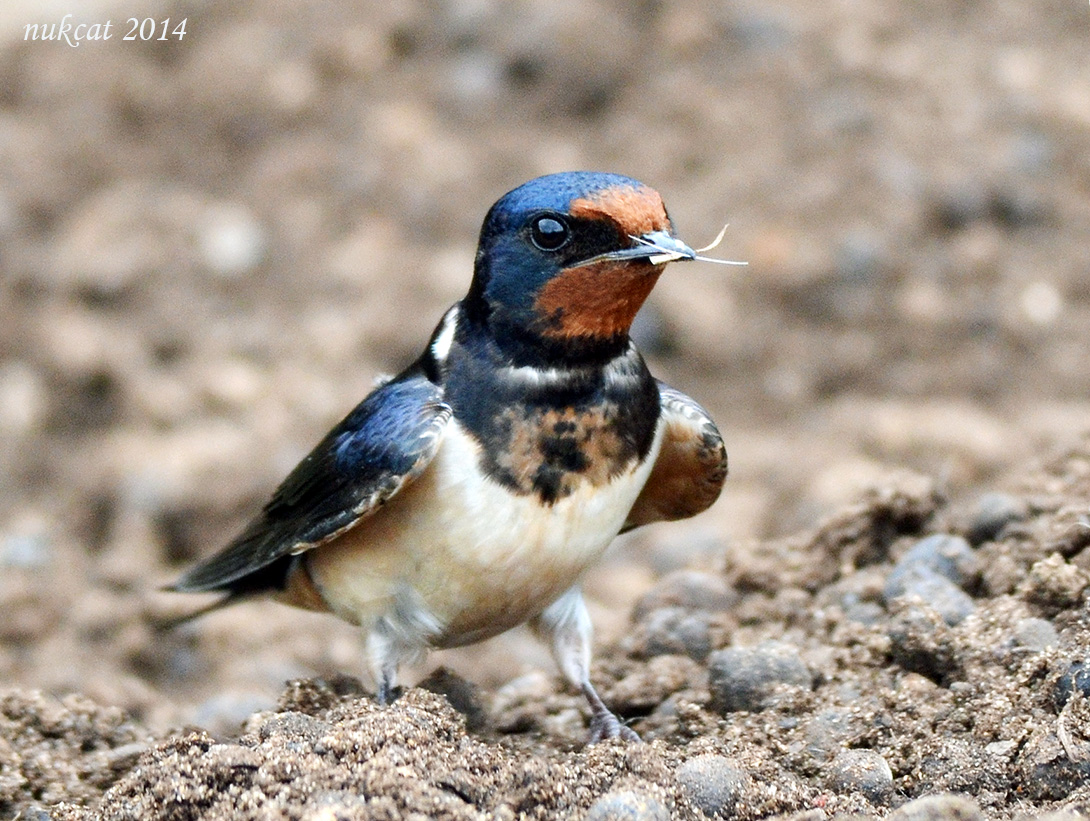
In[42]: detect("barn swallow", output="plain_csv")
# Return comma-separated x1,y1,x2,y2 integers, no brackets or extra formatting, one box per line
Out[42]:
170,172,729,743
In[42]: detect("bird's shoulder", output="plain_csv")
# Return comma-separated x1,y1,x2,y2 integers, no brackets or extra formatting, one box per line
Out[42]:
623,381,727,532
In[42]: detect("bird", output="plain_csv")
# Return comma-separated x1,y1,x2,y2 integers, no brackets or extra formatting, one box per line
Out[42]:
170,171,729,743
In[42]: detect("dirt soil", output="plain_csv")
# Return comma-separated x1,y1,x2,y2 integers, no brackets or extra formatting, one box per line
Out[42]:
2,0,1090,818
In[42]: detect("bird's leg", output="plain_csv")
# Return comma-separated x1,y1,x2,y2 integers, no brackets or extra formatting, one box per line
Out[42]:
376,666,400,706
581,680,639,744
367,629,402,706
367,590,441,705
533,587,640,743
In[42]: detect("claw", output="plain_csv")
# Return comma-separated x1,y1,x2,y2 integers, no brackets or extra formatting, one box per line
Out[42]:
587,710,641,744
582,682,640,744
376,673,402,706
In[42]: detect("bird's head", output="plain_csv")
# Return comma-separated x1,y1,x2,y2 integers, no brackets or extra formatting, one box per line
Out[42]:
464,172,699,366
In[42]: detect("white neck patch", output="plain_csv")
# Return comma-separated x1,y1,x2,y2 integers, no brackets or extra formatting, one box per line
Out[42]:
430,305,460,367
497,342,643,390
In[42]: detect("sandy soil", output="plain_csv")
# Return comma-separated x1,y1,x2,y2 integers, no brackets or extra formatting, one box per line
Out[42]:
2,0,1090,818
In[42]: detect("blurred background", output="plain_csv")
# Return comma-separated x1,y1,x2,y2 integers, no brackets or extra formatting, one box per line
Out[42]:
0,0,1087,732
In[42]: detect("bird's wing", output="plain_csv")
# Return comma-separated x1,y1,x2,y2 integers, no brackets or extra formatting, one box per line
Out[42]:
170,368,451,593
622,382,727,532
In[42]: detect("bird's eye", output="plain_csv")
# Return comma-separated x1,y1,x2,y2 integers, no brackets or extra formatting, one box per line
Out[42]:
530,215,571,251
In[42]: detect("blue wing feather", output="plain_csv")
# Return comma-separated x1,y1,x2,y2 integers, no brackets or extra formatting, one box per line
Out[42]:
172,367,450,593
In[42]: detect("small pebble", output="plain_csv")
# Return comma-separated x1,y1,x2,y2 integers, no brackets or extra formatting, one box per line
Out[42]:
1053,661,1090,710
1013,617,1058,652
984,739,1017,758
585,789,671,821
884,535,978,626
676,754,748,817
1019,554,1089,610
802,709,853,764
12,807,51,821
193,694,273,736
1017,725,1090,800
610,654,701,713
311,790,370,814
844,600,886,626
205,743,263,769
965,493,1027,545
707,642,811,714
827,749,894,805
0,532,52,570
632,570,738,621
1030,812,1090,821
883,566,975,626
638,606,712,661
887,794,984,821
257,711,331,743
887,603,957,681
891,534,979,589
197,203,266,277
417,666,487,732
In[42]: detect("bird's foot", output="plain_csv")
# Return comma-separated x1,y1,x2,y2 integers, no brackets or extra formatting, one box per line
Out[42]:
586,710,641,744
376,680,403,706
582,681,640,744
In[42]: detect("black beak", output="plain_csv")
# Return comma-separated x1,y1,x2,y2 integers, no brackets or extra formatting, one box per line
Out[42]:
595,230,697,265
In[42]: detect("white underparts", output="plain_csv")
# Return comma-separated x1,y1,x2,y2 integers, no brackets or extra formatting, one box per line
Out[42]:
305,416,665,681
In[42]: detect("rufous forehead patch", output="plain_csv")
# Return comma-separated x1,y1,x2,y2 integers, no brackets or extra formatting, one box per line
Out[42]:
569,184,670,237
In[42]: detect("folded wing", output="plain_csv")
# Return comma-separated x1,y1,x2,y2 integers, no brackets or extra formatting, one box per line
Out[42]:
171,368,451,594
623,382,727,532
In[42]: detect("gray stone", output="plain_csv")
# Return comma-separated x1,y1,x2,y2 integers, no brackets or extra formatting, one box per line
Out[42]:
884,535,979,626
827,749,894,804
193,693,273,736
676,754,747,817
884,566,975,626
632,569,738,621
801,709,854,765
844,600,886,626
585,790,671,821
1018,724,1090,800
708,642,812,714
1053,661,1090,710
887,794,984,821
12,807,52,821
639,606,713,661
1013,617,1058,652
965,493,1027,545
887,602,958,681
890,534,979,589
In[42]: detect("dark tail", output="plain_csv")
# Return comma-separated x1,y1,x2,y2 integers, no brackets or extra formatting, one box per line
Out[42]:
155,555,294,631
153,587,251,631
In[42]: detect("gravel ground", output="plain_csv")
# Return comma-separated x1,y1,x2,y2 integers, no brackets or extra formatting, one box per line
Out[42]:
2,0,1090,818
